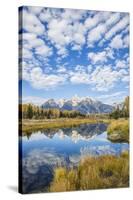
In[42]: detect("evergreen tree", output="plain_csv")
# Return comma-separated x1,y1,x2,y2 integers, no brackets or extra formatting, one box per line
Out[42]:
27,104,33,119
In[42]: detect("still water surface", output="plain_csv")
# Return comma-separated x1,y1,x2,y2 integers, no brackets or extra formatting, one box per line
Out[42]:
20,123,129,193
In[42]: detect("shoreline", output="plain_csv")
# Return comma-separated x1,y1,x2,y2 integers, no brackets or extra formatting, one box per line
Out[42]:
20,118,109,134
20,118,129,143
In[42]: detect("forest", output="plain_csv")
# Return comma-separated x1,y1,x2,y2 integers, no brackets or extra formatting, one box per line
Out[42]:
20,96,129,120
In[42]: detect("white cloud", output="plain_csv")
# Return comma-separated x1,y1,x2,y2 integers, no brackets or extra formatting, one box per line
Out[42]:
48,19,70,45
20,7,129,93
21,33,53,59
105,15,129,40
28,6,43,15
24,67,67,90
35,45,52,56
69,64,128,92
47,18,86,56
89,66,121,91
85,11,111,31
86,12,122,47
84,13,101,30
62,9,87,22
70,71,89,84
28,38,44,48
105,13,121,27
22,33,37,41
105,47,114,59
115,60,127,68
123,34,129,47
88,51,107,64
110,34,123,49
23,48,32,59
57,66,67,73
39,8,52,23
23,9,45,35
70,65,89,84
87,24,106,46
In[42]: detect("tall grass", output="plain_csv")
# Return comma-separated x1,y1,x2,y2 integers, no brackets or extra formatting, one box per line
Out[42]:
21,118,109,133
107,119,129,142
49,152,129,192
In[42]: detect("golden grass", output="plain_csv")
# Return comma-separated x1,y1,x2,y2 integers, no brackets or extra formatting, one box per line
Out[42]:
20,118,110,134
49,152,129,192
107,119,129,143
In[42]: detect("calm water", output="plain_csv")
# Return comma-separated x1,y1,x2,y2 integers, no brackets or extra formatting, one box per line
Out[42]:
20,123,129,193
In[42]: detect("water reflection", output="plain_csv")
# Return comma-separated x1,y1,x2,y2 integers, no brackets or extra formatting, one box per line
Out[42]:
20,123,129,193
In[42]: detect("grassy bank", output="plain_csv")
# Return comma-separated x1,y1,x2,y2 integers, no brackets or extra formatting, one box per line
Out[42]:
20,118,110,134
49,151,129,192
107,119,129,143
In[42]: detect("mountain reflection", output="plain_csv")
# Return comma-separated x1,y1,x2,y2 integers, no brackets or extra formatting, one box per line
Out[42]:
21,123,129,193
25,123,108,142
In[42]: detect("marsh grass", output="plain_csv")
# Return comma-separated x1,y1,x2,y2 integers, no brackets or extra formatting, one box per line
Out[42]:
49,152,129,192
107,119,129,142
21,118,109,134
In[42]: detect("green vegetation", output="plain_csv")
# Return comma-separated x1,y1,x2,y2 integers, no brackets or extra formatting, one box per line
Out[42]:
107,119,129,143
49,151,129,192
109,96,129,119
20,96,129,141
107,96,129,143
20,104,85,119
21,118,109,134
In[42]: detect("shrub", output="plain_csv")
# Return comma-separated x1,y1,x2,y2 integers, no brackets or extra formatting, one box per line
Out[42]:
49,152,129,192
107,119,129,142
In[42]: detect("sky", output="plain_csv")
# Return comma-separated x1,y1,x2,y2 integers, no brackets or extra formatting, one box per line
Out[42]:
19,6,129,105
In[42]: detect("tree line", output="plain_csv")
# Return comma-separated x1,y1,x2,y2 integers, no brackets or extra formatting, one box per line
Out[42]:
19,96,129,120
109,96,129,119
20,104,85,119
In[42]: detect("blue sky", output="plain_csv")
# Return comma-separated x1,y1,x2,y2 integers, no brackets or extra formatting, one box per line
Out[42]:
19,6,129,105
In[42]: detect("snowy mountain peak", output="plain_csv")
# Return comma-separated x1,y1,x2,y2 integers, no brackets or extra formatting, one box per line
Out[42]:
42,96,114,114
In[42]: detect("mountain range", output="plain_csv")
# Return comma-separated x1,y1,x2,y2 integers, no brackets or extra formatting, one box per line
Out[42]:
42,96,114,114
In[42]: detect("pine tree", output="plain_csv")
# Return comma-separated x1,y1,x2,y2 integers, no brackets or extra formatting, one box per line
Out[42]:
27,104,33,119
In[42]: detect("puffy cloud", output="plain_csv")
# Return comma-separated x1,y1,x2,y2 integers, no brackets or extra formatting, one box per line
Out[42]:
87,24,106,46
23,9,45,35
84,12,101,30
123,34,129,47
57,66,67,73
105,15,129,40
110,34,123,49
47,18,86,56
28,6,43,15
22,33,36,41
62,9,87,22
86,12,122,47
115,60,127,68
35,45,52,56
105,13,121,27
70,71,89,84
24,67,67,90
20,7,129,93
85,11,111,31
69,63,129,92
89,66,121,91
21,33,53,60
22,48,32,59
88,51,107,64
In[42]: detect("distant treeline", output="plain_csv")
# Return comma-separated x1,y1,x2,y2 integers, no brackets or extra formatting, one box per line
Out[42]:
20,104,86,119
109,96,129,119
19,96,129,120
